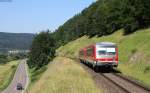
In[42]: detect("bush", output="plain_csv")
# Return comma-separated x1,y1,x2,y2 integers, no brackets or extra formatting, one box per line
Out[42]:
144,66,150,73
124,21,139,35
0,55,8,64
31,66,47,82
11,65,16,69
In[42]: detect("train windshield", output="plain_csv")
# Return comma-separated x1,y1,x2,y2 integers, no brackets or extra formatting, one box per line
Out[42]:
98,48,116,55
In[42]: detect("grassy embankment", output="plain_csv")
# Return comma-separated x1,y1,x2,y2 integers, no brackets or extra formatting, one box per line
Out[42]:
27,64,47,90
0,60,19,92
28,57,101,93
56,28,150,86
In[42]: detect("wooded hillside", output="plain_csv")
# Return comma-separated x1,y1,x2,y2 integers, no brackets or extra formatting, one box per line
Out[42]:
53,0,150,47
0,32,34,53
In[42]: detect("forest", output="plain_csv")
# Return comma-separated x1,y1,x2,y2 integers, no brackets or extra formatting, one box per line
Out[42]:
53,0,150,46
28,0,150,69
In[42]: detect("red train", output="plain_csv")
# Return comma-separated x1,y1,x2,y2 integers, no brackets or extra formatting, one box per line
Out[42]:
79,42,118,71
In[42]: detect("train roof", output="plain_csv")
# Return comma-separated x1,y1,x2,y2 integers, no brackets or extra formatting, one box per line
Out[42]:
96,42,116,46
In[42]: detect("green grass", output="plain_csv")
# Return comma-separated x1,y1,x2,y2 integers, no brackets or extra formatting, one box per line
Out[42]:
28,57,102,93
29,66,47,84
26,64,47,92
57,28,150,86
0,60,19,92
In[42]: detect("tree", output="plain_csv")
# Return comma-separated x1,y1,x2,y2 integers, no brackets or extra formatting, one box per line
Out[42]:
27,31,56,69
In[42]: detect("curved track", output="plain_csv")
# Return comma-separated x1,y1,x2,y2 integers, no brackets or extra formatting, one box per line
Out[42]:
74,58,150,93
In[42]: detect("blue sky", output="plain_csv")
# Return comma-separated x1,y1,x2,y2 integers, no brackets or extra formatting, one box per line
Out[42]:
0,0,95,33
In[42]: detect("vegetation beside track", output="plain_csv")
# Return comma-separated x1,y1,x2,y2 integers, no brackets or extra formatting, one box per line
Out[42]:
0,60,19,92
28,57,101,93
27,65,47,91
26,0,150,91
57,28,150,86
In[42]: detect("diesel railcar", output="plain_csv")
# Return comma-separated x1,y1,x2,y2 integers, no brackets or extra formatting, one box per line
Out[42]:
79,42,118,71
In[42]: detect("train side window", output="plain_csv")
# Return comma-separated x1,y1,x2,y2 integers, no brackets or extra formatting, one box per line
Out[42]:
79,51,84,56
87,48,93,56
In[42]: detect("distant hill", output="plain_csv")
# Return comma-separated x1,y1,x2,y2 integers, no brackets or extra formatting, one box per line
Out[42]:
0,32,34,53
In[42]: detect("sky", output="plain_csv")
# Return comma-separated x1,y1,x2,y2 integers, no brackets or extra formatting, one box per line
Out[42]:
0,0,96,33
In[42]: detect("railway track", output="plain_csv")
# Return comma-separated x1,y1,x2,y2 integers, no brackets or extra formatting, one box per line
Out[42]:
101,73,150,93
70,57,150,93
71,58,150,93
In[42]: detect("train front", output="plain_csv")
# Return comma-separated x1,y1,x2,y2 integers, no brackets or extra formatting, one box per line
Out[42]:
95,42,118,68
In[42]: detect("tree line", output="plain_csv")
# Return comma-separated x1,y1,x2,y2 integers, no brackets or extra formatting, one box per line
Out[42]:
53,0,150,46
0,54,25,64
27,0,150,69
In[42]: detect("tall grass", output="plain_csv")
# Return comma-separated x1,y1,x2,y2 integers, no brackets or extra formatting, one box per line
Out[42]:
28,57,101,93
27,65,47,91
0,60,19,92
